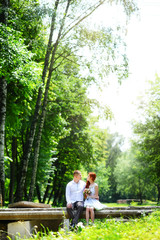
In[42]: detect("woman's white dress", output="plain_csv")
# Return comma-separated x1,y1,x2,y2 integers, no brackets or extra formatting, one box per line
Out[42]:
84,183,107,210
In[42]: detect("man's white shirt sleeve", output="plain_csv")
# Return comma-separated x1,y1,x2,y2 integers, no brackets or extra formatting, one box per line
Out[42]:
66,182,72,204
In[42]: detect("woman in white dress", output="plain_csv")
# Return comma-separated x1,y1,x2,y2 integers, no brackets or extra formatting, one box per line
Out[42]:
84,172,107,225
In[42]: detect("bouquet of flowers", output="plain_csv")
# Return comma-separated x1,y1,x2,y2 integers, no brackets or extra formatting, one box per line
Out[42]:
83,188,91,199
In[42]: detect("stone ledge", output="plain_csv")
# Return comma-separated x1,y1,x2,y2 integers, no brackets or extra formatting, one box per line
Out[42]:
0,208,153,221
0,206,157,240
8,201,51,208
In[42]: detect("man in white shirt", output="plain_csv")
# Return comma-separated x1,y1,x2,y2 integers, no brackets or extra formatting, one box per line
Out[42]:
66,170,86,228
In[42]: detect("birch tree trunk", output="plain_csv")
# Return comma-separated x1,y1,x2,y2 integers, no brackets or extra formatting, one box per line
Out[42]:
16,0,60,201
28,0,71,201
0,0,9,207
0,77,7,205
15,87,43,201
9,137,17,203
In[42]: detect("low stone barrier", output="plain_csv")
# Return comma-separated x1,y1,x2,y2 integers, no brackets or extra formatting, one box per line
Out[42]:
117,199,142,204
0,201,159,240
8,201,52,209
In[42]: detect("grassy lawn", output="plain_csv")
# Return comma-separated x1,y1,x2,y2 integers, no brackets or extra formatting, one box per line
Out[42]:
21,208,160,240
106,201,159,207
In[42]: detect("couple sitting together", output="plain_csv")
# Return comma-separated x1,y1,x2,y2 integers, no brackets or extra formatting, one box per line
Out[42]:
65,170,106,228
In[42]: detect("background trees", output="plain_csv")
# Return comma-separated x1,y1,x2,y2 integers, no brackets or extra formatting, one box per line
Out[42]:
130,76,160,202
112,75,160,204
114,148,156,202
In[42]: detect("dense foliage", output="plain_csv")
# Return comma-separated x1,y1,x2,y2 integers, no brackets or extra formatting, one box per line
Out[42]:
0,0,138,206
113,76,160,203
131,76,160,202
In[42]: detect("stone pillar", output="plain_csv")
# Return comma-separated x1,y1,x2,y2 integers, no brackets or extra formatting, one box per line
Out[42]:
63,219,70,231
8,221,36,240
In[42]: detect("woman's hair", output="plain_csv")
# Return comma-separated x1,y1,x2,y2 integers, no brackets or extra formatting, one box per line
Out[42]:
85,172,96,188
89,172,96,181
85,180,90,188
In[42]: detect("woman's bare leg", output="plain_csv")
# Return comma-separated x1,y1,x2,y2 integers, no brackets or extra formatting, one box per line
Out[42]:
86,207,90,225
90,207,95,223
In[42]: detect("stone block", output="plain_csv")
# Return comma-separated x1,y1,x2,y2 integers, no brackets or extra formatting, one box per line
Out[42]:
7,219,66,239
63,219,70,231
8,221,36,240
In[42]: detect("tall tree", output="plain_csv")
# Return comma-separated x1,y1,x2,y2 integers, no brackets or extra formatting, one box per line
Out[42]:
0,78,7,205
0,21,42,204
131,76,160,202
18,0,122,201
27,0,138,201
28,0,72,201
0,0,9,205
36,56,95,204
105,133,123,202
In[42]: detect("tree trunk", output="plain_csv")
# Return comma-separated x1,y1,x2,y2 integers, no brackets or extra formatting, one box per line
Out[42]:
15,87,43,201
0,0,9,24
138,176,143,204
47,173,60,205
49,165,66,206
36,184,41,203
43,177,52,203
28,0,71,201
0,0,9,207
43,155,58,203
16,0,60,201
48,188,54,205
52,181,62,206
157,185,160,203
57,187,65,206
9,137,17,203
0,77,7,205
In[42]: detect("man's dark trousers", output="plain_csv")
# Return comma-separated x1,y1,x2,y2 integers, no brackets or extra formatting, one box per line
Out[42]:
67,201,84,226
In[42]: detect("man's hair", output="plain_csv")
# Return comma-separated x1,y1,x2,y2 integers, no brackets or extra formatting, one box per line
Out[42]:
73,170,81,176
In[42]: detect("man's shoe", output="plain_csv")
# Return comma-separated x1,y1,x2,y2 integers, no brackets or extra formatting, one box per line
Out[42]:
70,223,75,229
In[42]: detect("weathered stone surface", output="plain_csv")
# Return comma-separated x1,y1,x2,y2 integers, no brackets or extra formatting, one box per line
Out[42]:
117,199,147,204
0,207,153,221
8,201,52,208
8,221,33,240
8,219,63,240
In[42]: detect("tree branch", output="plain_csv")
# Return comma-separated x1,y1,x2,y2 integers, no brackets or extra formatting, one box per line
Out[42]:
61,0,106,39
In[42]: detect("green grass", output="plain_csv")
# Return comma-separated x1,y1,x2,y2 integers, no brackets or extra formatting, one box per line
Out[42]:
106,200,159,207
21,209,160,240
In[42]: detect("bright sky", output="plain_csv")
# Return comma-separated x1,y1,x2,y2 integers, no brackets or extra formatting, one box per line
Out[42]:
89,0,160,149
